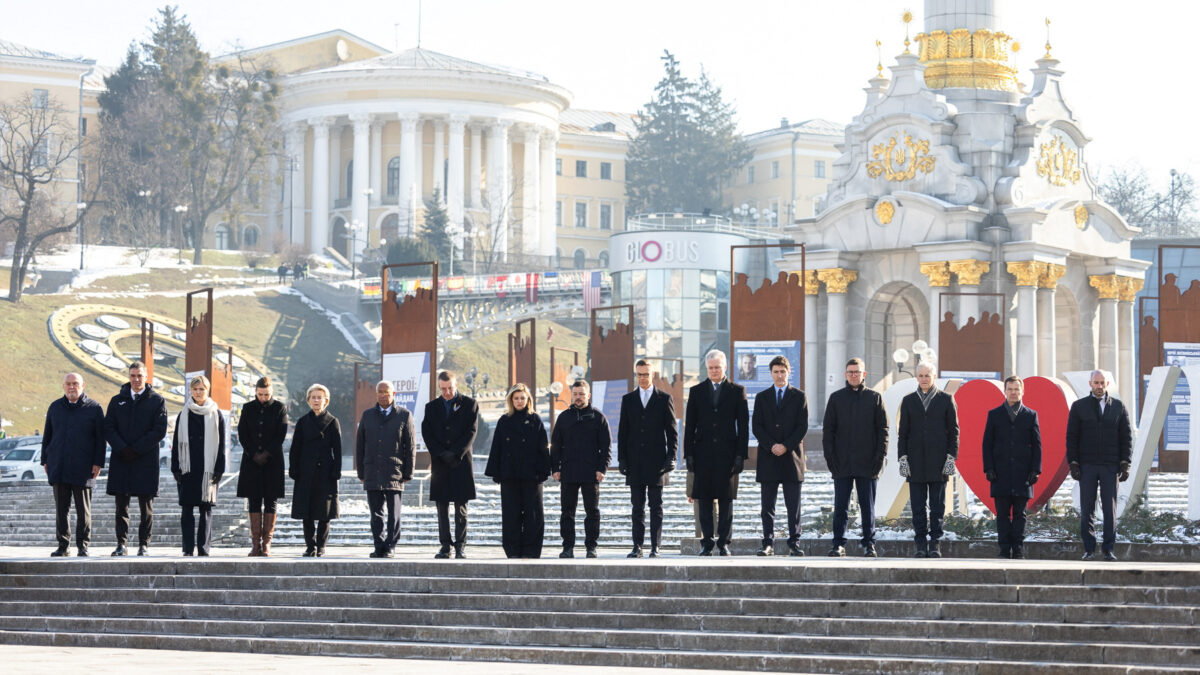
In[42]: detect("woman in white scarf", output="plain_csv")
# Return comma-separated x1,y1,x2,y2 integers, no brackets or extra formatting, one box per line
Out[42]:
171,375,227,556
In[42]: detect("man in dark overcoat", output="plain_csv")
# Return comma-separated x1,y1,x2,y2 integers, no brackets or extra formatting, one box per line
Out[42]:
752,355,808,557
42,372,106,557
684,349,749,556
1066,369,1132,561
823,357,888,557
982,376,1042,559
356,380,414,558
551,380,612,558
422,370,479,559
104,361,168,556
617,359,677,558
897,362,959,558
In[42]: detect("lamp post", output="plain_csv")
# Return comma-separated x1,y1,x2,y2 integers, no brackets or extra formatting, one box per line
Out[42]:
892,339,936,379
348,219,365,280
174,204,188,264
446,222,461,276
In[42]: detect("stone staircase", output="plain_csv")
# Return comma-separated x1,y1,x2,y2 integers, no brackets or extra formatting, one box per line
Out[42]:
0,557,1195,672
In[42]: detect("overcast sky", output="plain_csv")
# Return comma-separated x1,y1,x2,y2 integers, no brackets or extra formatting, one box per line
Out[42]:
11,0,1197,189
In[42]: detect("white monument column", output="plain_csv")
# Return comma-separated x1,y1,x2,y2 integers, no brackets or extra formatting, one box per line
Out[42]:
328,123,342,202
1007,261,1041,377
919,262,951,356
817,268,857,405
469,123,483,209
266,154,279,236
804,270,820,426
521,128,541,256
488,120,512,259
350,113,370,260
286,124,306,247
412,118,425,214
539,130,558,259
369,120,383,204
1037,264,1065,379
309,117,332,254
398,113,418,237
1091,274,1120,384
447,116,467,229
432,119,446,199
1117,277,1144,411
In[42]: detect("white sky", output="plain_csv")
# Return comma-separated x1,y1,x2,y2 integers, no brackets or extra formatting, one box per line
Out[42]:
10,0,1199,190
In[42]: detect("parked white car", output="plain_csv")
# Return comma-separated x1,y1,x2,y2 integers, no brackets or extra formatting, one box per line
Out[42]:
0,439,46,483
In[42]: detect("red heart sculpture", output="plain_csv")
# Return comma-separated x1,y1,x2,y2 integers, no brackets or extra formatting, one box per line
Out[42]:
954,376,1071,514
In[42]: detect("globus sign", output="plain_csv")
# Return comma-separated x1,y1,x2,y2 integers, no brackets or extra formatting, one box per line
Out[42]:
629,238,700,264
608,230,748,272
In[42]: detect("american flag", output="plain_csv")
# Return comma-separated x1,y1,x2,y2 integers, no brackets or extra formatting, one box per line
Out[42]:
583,271,602,312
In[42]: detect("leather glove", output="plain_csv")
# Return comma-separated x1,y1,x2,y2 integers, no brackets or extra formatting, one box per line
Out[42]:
1026,472,1039,486
618,465,627,475
1069,462,1081,481
1118,461,1130,482
985,470,996,482
661,461,674,474
685,457,695,472
253,451,269,466
119,447,137,462
942,457,957,476
898,456,910,478
732,456,744,474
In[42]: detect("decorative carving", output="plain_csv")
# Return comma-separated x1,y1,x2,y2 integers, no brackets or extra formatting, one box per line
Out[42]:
1089,274,1121,300
920,261,952,287
816,268,858,294
1117,276,1144,302
1036,135,1082,187
914,28,1018,91
875,200,895,224
803,269,819,296
1038,263,1066,290
1074,204,1089,228
948,259,991,286
1007,261,1045,287
866,132,936,182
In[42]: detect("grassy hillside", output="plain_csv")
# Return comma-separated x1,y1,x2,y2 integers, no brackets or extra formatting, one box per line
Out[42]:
439,320,589,396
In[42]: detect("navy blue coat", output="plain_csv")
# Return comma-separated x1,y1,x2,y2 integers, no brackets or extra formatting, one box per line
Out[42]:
422,394,479,503
42,394,106,488
752,386,808,484
484,411,550,483
104,384,168,497
170,410,228,507
981,403,1042,498
550,404,612,484
683,379,750,500
822,384,888,479
617,388,677,487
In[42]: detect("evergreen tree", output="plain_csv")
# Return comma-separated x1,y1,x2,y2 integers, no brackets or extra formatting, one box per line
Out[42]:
423,188,453,264
386,237,438,266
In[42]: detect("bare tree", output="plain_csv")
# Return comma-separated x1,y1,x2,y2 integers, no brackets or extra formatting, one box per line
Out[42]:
1099,164,1197,237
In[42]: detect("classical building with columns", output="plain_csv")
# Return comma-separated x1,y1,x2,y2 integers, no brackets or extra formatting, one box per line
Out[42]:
781,0,1148,424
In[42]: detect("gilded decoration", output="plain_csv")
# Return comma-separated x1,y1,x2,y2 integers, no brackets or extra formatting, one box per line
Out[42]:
875,200,896,224
1089,274,1121,300
1117,277,1145,302
1038,263,1066,290
1036,135,1082,187
816,268,858,294
866,131,936,182
1074,204,1089,228
1007,261,1046,287
919,261,952,287
915,28,1018,91
803,270,820,296
948,259,990,286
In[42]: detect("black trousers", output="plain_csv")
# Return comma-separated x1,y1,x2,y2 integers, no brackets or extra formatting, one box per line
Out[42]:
1080,463,1118,554
180,505,212,555
52,483,91,549
994,495,1029,551
832,476,877,547
760,481,802,547
909,481,946,543
697,497,733,547
367,489,403,552
436,500,468,548
114,494,154,547
630,484,664,549
500,479,544,558
302,518,330,551
560,481,600,550
246,497,278,514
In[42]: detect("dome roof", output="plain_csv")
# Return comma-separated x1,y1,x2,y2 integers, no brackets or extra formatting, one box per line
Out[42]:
313,47,550,83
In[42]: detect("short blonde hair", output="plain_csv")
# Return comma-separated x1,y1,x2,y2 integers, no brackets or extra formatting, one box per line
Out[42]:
306,383,330,400
504,383,532,416
189,374,211,390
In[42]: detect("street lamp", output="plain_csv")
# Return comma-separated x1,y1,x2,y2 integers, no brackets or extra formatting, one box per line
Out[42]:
547,380,564,425
348,219,365,280
893,339,936,378
446,222,462,276
174,204,188,264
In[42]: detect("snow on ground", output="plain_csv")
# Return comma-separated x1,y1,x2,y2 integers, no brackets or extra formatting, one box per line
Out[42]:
279,286,369,357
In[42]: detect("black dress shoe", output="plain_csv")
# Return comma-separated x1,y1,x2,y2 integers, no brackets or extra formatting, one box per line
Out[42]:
112,545,127,557
585,549,598,559
698,546,713,557
315,549,325,557
862,545,877,558
1012,547,1025,560
1103,551,1118,562
197,550,208,557
183,551,194,557
454,546,466,559
757,546,774,556
137,545,148,556
50,547,68,558
1081,551,1095,561
369,550,385,558
302,548,316,557
77,548,89,557
627,547,643,558
828,546,846,557
914,547,927,559
927,541,942,558
559,549,574,559
648,548,660,558
717,546,731,557
434,548,451,559
788,544,804,557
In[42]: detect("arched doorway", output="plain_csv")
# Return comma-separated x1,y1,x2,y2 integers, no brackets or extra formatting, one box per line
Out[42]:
380,213,399,244
242,224,260,249
864,281,929,384
331,217,348,257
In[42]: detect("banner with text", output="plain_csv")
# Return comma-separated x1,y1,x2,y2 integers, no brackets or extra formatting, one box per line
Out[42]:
590,379,626,463
382,351,432,453
733,340,801,446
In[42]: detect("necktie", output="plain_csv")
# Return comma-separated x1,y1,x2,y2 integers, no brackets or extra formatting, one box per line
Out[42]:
711,381,720,407
776,388,783,408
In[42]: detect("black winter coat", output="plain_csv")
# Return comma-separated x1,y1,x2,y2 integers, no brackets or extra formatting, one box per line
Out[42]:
355,404,415,492
42,394,106,488
289,411,342,520
1066,395,1132,467
422,394,479,502
897,389,959,484
170,410,228,507
484,411,550,483
104,384,168,497
822,384,888,479
550,404,612,484
617,388,677,487
236,398,288,500
752,386,808,484
982,404,1042,498
683,379,749,501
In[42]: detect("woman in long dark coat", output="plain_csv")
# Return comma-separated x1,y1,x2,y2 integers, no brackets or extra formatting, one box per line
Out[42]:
484,383,550,559
289,383,341,557
171,375,227,556
237,376,288,556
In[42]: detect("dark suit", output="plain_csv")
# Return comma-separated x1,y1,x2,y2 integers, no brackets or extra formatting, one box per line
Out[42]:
422,394,479,552
982,403,1042,554
1066,394,1132,555
684,379,749,548
751,385,808,549
897,388,959,545
617,387,677,550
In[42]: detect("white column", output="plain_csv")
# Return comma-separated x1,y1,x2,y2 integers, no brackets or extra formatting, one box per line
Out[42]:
1037,286,1057,378
286,124,306,247
488,120,512,260
1016,285,1037,376
398,113,418,237
1098,296,1119,384
328,123,342,202
469,123,483,209
539,130,557,259
825,291,847,399
1118,296,1135,413
521,128,540,256
412,119,425,214
447,116,466,229
266,154,279,236
350,113,370,261
804,274,819,427
309,117,331,255
369,120,383,205
432,120,445,199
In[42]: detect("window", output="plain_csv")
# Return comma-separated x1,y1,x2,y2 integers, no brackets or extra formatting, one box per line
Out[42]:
770,161,779,179
746,166,755,184
386,157,400,196
576,160,587,178
600,162,612,180
32,89,48,109
345,160,353,197
600,204,612,230
243,225,260,248
598,251,609,267
555,158,562,176
814,160,826,178
574,202,588,228
573,249,586,269
32,139,48,168
556,201,563,227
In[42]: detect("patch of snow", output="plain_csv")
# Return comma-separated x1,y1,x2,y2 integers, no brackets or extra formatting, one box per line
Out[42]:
279,286,368,357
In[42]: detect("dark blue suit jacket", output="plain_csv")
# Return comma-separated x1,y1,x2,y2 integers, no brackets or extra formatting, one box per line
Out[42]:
981,403,1042,498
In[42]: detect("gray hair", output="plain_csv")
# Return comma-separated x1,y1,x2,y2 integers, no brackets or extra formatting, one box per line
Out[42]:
704,349,727,367
306,383,330,400
375,380,394,392
1089,369,1112,385
916,362,937,377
